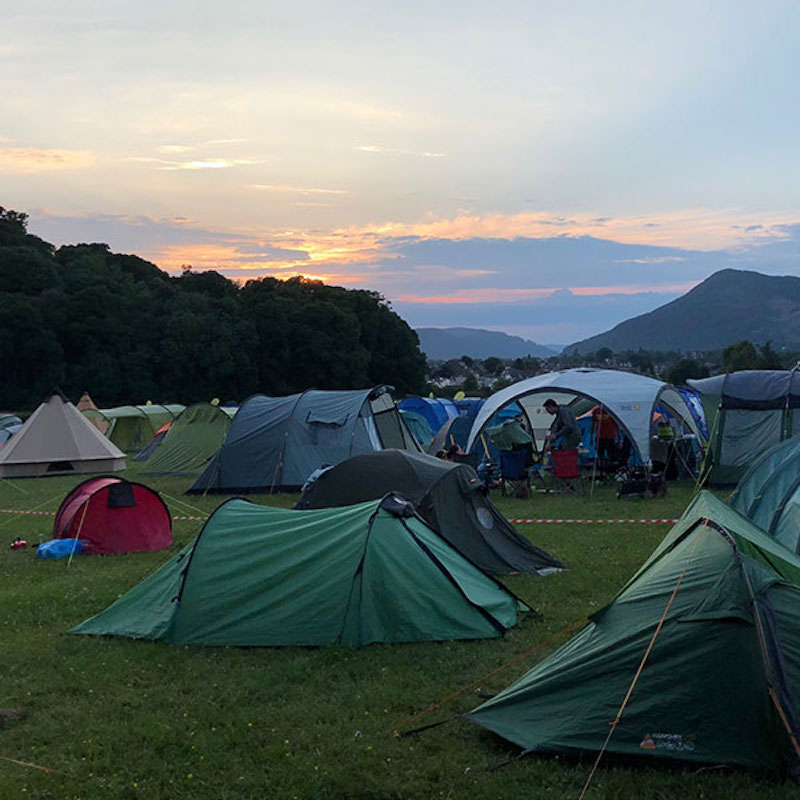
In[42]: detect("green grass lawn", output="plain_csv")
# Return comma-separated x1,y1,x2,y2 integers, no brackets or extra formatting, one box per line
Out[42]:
0,473,796,799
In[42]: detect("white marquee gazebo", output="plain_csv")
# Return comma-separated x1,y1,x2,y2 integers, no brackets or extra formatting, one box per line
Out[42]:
466,368,701,464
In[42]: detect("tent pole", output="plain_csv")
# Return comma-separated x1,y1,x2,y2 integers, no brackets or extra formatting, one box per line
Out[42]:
67,499,91,567
589,404,601,497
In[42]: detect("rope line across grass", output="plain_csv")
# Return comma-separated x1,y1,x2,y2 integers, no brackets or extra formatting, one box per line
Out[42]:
0,508,207,522
0,508,677,524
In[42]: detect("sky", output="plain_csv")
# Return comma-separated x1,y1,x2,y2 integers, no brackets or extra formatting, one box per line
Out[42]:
5,1,800,345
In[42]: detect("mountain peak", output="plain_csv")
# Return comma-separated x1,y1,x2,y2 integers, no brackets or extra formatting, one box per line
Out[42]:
568,270,800,353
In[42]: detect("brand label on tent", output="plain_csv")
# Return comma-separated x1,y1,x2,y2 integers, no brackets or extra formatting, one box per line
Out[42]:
639,732,695,752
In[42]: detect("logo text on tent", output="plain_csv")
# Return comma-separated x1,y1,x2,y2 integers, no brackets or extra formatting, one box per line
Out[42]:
639,732,696,752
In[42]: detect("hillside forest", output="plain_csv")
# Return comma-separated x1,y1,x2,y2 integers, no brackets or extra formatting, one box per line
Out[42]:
0,208,427,409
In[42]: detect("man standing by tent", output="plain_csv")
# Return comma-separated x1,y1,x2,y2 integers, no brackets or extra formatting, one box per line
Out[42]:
543,398,580,453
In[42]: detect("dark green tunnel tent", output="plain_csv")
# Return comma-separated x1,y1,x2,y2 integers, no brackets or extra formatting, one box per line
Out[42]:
689,369,800,486
467,492,800,774
132,402,237,475
189,386,419,493
295,450,562,576
729,436,800,554
71,494,527,647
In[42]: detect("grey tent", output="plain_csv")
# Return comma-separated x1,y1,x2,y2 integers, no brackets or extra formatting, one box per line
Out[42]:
0,392,125,478
189,386,419,493
689,369,800,486
295,450,563,575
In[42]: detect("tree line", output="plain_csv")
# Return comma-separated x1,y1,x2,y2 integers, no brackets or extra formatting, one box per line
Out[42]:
0,208,426,409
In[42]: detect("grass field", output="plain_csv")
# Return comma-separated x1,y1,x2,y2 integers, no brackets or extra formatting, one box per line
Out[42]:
0,472,797,799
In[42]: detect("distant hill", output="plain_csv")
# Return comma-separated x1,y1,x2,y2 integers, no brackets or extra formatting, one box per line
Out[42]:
417,327,557,359
567,269,800,354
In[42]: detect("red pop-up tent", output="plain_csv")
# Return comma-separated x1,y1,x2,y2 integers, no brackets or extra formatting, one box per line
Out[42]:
54,477,172,554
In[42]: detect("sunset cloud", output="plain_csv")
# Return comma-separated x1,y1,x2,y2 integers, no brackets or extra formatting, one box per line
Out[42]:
356,145,447,159
0,147,94,173
249,184,348,196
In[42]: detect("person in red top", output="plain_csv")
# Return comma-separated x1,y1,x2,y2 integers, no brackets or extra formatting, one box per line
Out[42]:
591,406,619,465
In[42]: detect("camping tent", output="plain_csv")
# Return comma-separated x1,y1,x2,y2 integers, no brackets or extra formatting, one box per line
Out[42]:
83,404,185,452
729,436,800,553
0,414,22,450
399,410,434,450
689,370,800,486
71,494,526,647
0,393,126,478
132,403,237,475
189,386,419,493
75,392,98,413
467,369,701,465
53,476,172,554
294,450,562,575
398,396,458,434
467,491,800,773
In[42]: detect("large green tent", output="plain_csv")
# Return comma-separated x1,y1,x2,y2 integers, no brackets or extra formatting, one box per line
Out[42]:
729,436,800,554
72,494,526,647
467,492,800,773
83,404,185,452
132,403,237,475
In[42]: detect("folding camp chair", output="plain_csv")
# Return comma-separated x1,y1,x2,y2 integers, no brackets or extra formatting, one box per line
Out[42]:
550,448,584,495
499,449,531,498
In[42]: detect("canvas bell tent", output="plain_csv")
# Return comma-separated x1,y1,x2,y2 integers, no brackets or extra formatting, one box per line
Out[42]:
189,386,419,493
132,402,237,475
689,370,800,486
54,477,172,554
82,404,185,453
467,369,701,465
0,393,125,478
467,492,800,774
72,494,526,647
729,436,800,554
294,450,562,575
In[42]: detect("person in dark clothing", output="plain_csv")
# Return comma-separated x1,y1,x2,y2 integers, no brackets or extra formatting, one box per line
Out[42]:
543,398,581,452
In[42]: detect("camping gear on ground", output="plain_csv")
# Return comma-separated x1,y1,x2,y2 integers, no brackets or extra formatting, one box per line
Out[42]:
37,539,83,559
10,537,27,550
467,369,701,469
689,369,800,486
132,402,237,475
467,491,800,774
53,477,172,555
295,450,561,575
82,404,185,453
0,392,125,478
72,494,528,647
729,436,800,553
189,386,419,494
615,466,666,499
498,450,531,499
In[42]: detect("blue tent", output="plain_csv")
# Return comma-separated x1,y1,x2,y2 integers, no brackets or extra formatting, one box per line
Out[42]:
398,397,458,434
189,387,418,493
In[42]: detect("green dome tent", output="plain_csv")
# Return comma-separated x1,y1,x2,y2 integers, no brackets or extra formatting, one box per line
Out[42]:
72,494,527,647
729,436,800,553
467,492,800,774
132,403,237,475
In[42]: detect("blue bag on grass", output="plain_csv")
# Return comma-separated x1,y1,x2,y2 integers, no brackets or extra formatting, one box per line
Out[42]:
37,539,83,559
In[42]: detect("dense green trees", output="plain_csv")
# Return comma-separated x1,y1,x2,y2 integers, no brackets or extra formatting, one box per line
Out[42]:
0,208,426,408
